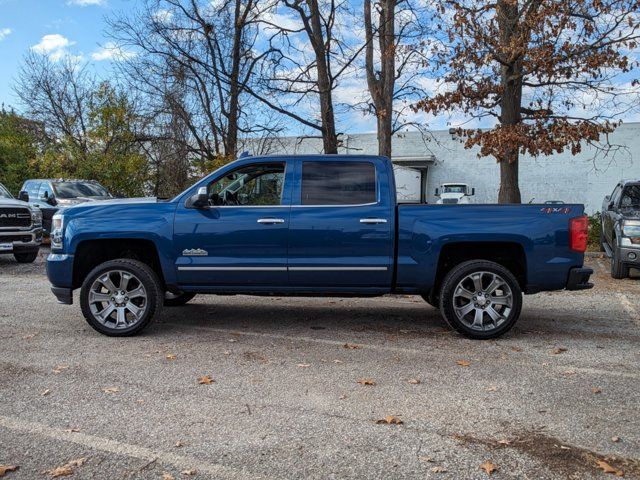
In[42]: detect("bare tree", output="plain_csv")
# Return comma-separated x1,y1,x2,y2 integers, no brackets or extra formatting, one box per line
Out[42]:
109,0,280,162
415,0,640,203
253,0,363,154
363,0,429,157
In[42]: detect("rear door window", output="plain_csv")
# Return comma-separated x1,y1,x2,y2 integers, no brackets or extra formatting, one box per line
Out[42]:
301,161,376,206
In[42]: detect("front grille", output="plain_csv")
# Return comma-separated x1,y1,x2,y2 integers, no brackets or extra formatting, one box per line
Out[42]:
442,198,458,204
0,235,32,243
0,208,31,228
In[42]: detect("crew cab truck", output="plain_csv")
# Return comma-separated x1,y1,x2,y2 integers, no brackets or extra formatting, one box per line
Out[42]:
46,155,593,339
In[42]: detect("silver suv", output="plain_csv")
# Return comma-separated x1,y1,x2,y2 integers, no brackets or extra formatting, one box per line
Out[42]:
0,183,43,263
601,180,640,279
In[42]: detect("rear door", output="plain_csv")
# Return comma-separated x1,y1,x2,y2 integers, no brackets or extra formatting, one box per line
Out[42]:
287,157,394,288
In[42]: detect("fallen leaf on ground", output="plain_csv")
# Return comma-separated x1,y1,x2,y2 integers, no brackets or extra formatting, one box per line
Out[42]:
480,461,498,474
407,378,421,385
166,354,177,360
456,360,471,367
175,440,185,448
333,359,343,364
431,466,447,473
296,363,310,368
343,343,360,349
611,436,620,443
497,439,511,445
376,415,403,425
485,386,497,392
63,428,80,433
357,378,376,386
198,375,214,385
43,458,86,478
339,394,347,400
22,333,36,339
102,387,120,393
596,460,624,476
181,470,196,476
162,474,175,480
41,389,50,396
562,369,576,376
223,350,231,355
52,365,69,374
510,346,522,352
0,465,18,477
418,456,434,463
592,387,602,394
552,347,567,354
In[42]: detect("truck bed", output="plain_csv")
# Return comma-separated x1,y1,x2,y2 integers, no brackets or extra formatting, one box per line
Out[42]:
396,203,586,293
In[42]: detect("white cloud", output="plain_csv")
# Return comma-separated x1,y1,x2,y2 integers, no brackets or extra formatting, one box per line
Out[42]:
66,0,105,6
0,27,12,41
152,8,173,23
31,34,76,61
91,42,135,61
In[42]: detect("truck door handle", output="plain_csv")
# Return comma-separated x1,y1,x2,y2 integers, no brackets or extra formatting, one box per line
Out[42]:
360,218,388,224
257,218,285,224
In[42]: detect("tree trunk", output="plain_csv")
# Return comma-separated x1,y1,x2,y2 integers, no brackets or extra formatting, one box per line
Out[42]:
364,0,395,158
307,0,338,154
496,0,522,204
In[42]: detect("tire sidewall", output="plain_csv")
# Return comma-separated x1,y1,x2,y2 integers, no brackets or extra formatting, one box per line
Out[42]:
440,260,523,340
80,259,163,336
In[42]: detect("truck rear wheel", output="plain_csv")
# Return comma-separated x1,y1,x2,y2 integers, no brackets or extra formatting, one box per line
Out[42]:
439,260,522,340
80,259,163,336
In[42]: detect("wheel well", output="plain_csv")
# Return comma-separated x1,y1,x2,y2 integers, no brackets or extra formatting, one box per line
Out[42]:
73,239,164,289
433,242,527,295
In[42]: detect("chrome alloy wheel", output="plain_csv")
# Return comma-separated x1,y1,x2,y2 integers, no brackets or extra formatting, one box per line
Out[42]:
88,270,148,329
452,271,513,332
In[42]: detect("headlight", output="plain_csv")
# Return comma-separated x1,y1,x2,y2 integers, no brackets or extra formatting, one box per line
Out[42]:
622,222,640,245
31,208,42,226
51,213,65,249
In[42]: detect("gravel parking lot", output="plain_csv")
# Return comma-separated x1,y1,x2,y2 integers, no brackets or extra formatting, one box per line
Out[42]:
1,250,639,479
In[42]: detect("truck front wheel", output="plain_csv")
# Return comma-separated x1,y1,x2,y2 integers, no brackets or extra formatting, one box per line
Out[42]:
80,259,163,336
439,260,522,340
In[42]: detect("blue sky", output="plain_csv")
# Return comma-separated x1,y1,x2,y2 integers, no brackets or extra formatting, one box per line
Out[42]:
0,0,133,109
0,0,638,135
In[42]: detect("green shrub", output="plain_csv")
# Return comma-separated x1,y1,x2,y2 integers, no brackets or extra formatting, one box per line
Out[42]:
587,212,602,252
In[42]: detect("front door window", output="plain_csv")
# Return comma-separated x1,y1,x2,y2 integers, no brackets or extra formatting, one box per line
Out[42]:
208,163,285,206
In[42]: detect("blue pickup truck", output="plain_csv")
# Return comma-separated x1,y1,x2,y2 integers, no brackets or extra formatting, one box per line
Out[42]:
46,155,593,339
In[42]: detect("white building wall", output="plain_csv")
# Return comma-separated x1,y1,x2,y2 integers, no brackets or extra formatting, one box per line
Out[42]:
249,123,640,214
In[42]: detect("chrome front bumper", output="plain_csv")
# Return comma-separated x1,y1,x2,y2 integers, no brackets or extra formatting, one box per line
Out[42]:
0,228,43,252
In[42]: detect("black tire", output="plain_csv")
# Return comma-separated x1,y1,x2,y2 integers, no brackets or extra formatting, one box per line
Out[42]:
164,292,196,307
599,227,606,253
14,251,38,263
611,248,628,279
439,260,523,340
80,259,163,336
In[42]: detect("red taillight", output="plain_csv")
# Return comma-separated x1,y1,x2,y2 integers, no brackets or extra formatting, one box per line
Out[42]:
569,215,588,253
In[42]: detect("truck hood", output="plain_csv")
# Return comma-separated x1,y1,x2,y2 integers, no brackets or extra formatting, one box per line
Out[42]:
0,198,35,208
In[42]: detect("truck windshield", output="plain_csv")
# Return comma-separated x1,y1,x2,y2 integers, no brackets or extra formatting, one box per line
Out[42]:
0,184,12,199
443,185,466,194
53,182,111,199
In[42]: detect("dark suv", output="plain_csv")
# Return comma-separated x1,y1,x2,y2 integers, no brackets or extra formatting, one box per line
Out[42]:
21,179,112,233
0,182,42,263
601,180,640,279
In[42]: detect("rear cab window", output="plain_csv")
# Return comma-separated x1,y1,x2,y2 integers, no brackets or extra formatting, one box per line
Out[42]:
301,161,376,205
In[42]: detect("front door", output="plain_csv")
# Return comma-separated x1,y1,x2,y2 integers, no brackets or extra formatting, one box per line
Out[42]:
287,158,393,288
174,161,292,287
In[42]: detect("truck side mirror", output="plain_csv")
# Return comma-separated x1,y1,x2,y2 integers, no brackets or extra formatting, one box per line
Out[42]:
608,201,615,211
18,191,29,202
46,195,57,206
435,188,439,196
186,187,209,209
